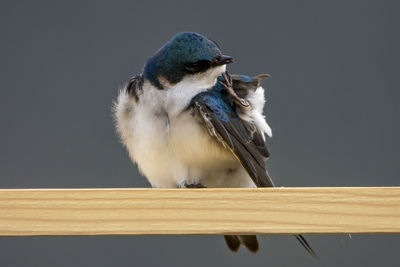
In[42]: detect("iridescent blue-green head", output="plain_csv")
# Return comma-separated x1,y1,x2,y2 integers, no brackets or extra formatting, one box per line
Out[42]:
143,32,233,89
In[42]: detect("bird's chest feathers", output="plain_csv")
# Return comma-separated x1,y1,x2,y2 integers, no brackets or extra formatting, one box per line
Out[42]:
134,79,211,149
162,65,225,115
133,82,232,174
168,112,229,164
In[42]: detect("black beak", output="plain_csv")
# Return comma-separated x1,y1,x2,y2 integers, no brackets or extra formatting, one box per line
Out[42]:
214,55,234,66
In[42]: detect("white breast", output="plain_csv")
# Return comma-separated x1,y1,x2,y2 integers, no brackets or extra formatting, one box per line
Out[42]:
115,81,182,188
114,66,256,188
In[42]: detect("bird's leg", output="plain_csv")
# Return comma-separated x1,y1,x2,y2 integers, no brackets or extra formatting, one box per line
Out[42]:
183,182,207,188
220,72,251,110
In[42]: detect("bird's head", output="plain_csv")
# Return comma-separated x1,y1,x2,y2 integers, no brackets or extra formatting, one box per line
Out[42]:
143,32,233,89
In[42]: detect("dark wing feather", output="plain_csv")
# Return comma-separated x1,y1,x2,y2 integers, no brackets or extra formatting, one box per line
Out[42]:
126,75,144,101
193,96,274,188
192,77,318,259
231,74,270,98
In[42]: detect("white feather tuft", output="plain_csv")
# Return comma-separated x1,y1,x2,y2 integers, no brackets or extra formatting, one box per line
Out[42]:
237,86,272,139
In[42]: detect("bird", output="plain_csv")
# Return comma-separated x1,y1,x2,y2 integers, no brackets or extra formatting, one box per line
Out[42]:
113,32,317,258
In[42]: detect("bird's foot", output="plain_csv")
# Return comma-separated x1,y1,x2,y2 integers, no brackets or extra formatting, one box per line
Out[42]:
220,72,250,109
183,182,207,188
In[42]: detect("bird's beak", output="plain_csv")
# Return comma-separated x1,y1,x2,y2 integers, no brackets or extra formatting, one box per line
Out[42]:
214,55,234,66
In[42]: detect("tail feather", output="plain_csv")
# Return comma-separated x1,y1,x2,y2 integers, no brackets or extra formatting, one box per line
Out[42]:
238,235,259,253
224,235,240,252
294,235,319,261
224,235,259,253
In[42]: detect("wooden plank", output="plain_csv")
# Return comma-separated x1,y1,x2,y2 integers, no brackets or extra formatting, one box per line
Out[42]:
0,187,399,236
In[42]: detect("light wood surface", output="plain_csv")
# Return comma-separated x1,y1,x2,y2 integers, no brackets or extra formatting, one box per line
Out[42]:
0,187,399,236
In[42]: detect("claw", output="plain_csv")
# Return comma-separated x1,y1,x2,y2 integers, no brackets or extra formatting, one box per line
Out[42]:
222,72,233,89
220,71,250,109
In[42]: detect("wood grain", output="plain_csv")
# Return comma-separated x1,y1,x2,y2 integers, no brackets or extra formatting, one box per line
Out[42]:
0,187,399,236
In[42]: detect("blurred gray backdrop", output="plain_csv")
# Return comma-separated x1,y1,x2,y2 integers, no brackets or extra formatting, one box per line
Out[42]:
1,0,399,266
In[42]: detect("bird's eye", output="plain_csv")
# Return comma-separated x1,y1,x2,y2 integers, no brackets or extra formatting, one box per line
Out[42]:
184,60,211,74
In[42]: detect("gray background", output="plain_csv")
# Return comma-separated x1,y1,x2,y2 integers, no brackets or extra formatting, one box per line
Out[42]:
0,0,399,266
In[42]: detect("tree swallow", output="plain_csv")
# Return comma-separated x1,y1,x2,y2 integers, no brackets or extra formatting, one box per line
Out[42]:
114,32,317,258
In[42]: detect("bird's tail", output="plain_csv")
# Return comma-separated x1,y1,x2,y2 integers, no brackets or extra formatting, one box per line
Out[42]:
263,172,319,260
224,235,259,253
224,234,318,260
294,234,319,261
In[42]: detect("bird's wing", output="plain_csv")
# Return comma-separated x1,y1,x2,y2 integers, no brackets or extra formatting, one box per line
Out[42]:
191,74,319,259
230,73,270,99
191,76,274,187
126,74,144,101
